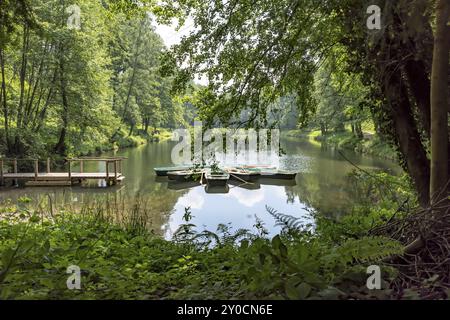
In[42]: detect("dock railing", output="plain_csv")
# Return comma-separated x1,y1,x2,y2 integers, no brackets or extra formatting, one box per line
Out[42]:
0,156,127,187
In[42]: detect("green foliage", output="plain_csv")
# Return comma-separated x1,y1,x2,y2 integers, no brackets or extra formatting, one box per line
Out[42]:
110,127,147,149
164,0,334,128
309,170,415,244
310,49,372,138
0,200,403,300
0,0,188,158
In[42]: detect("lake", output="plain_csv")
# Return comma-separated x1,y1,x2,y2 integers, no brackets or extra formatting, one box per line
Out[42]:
0,136,400,238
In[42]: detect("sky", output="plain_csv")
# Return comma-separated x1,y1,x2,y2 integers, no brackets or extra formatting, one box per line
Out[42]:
154,19,194,48
153,18,208,86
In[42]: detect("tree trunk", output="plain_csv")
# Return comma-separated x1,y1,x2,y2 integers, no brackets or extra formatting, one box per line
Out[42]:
0,48,11,152
430,0,450,202
404,59,431,138
385,74,430,207
16,25,30,130
355,122,363,139
143,118,149,133
320,123,326,136
128,123,134,137
122,20,144,120
54,61,69,156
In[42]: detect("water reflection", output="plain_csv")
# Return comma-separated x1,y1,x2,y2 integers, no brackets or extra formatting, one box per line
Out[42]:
0,136,400,238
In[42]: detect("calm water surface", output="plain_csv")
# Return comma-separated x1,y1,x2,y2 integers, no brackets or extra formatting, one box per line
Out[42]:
0,137,400,238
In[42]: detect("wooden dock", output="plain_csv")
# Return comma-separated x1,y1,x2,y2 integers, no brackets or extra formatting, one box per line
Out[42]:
0,157,126,187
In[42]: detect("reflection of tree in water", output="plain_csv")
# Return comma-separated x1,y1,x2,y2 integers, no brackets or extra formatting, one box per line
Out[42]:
280,138,400,219
284,189,296,204
0,182,189,238
287,173,353,219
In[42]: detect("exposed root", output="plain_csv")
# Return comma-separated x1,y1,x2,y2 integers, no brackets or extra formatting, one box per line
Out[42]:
370,197,450,299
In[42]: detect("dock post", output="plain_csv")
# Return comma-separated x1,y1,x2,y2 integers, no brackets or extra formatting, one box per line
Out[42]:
47,158,51,173
0,159,3,186
105,160,110,186
13,158,18,186
113,160,118,185
68,160,72,184
80,160,84,173
34,159,39,181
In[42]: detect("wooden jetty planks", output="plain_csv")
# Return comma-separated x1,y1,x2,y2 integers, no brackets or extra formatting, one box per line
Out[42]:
0,157,126,187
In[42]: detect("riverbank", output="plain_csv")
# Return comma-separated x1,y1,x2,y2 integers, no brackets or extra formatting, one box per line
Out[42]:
109,128,172,152
283,129,398,161
0,128,173,160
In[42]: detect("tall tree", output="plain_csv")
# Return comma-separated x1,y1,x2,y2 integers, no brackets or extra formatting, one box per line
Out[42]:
430,0,450,202
162,0,437,206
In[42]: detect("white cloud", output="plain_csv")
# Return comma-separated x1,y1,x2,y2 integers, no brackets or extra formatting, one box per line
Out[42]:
227,188,265,207
176,188,205,210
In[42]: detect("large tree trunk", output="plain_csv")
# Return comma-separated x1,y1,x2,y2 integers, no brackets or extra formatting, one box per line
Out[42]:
403,60,431,138
385,73,430,207
430,0,450,202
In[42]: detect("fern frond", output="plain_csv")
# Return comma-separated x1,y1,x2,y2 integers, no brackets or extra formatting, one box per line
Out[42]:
266,206,303,232
227,228,251,243
194,230,222,246
336,236,403,264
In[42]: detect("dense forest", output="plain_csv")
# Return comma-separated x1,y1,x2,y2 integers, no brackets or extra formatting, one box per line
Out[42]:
0,0,198,158
1,0,450,301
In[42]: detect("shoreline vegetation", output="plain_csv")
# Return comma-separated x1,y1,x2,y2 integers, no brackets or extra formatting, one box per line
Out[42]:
282,129,398,161
96,127,173,155
0,128,173,159
0,186,411,300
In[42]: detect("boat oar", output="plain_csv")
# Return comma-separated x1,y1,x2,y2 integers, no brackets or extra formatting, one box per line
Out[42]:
228,173,254,185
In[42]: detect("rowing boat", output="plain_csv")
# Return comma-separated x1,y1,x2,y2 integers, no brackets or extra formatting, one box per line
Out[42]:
258,177,297,186
228,179,261,190
167,180,201,190
259,169,297,180
237,165,277,173
154,165,192,176
204,170,230,187
205,184,230,194
225,167,260,182
167,170,204,182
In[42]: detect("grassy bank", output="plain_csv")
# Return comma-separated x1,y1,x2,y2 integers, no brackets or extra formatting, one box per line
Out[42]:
283,129,397,161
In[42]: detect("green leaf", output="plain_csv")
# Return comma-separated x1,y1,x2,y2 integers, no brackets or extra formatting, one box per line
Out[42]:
285,280,311,300
297,283,312,299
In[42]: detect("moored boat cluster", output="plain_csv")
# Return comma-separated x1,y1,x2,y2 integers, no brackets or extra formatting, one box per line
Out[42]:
154,165,297,192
